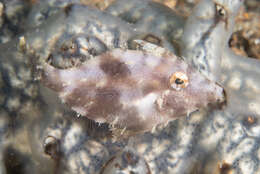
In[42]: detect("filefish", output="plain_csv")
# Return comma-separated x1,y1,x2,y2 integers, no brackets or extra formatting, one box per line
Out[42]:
39,40,225,134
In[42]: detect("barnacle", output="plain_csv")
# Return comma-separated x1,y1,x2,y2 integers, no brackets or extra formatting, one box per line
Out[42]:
43,136,60,160
215,4,226,18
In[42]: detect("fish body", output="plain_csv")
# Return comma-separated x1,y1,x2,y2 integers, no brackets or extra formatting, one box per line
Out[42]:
40,41,225,133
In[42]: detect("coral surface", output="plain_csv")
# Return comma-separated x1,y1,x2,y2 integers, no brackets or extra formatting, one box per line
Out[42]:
0,0,260,174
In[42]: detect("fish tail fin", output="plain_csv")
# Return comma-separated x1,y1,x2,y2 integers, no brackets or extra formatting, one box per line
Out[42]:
39,63,64,92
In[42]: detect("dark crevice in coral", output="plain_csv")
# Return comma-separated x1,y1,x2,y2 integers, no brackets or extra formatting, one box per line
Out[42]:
3,146,32,174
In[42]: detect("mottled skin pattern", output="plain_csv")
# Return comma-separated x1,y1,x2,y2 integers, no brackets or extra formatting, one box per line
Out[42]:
0,0,260,174
40,42,224,133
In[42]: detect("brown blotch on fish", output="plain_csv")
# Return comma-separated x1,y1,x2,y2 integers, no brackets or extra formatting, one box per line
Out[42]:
100,55,131,78
89,87,122,117
142,82,160,96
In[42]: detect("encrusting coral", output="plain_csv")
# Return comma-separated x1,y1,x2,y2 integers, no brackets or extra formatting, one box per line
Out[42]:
0,0,260,173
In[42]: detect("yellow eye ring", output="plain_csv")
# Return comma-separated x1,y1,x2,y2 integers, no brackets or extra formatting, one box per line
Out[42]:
169,72,189,90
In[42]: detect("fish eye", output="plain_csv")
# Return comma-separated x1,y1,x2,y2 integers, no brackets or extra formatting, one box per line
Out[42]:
175,78,184,85
215,4,226,17
169,72,189,91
